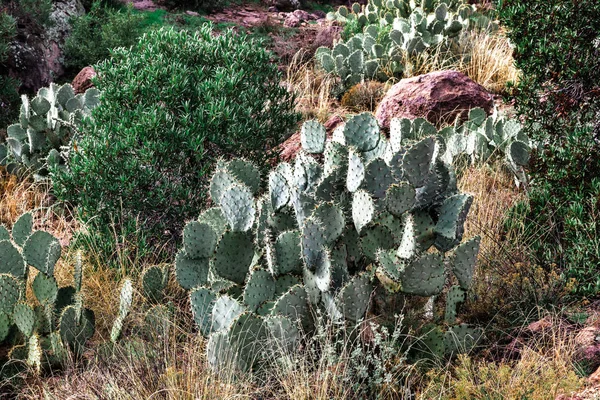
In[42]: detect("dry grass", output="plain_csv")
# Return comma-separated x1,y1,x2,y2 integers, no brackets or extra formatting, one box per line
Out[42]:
285,50,345,122
453,30,521,94
419,313,585,400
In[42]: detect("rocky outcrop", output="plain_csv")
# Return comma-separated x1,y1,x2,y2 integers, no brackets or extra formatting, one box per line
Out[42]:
6,0,84,93
375,70,494,129
72,66,96,94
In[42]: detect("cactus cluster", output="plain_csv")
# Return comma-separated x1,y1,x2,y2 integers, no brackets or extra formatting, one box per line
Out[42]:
174,112,481,371
111,265,172,343
318,0,497,90
0,83,100,180
0,213,94,373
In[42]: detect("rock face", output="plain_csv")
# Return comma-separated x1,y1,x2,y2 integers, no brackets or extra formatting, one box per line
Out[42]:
72,66,96,94
6,0,84,93
375,70,494,129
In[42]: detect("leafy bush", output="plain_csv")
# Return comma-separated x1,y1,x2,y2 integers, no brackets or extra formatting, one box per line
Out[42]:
64,2,146,72
0,11,18,128
499,0,600,295
498,0,600,138
53,26,300,257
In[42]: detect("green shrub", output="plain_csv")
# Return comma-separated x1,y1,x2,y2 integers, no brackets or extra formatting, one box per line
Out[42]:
0,11,18,128
53,26,300,259
499,0,600,295
161,0,225,12
64,2,146,72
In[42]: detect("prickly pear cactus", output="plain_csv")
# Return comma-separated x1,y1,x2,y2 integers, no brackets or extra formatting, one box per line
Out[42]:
426,107,532,186
0,213,95,372
175,112,481,371
317,0,497,91
0,83,100,180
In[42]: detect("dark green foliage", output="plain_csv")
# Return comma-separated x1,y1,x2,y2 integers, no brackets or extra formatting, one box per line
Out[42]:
64,2,146,71
53,26,299,258
162,0,225,13
0,12,17,128
498,0,600,138
499,0,600,295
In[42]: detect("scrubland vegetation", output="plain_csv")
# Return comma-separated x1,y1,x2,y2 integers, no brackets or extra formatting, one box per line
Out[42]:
0,0,599,398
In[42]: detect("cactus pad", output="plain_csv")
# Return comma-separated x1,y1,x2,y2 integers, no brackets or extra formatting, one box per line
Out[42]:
183,221,218,259
273,230,302,275
32,272,58,305
12,212,33,247
385,182,416,217
226,159,261,195
0,240,26,278
301,120,327,154
213,231,254,285
23,231,61,276
175,250,209,290
450,236,481,289
336,274,373,323
219,184,256,232
0,273,21,314
343,113,380,152
352,189,374,233
445,285,466,325
399,253,445,296
243,270,275,312
190,287,217,336
141,266,167,302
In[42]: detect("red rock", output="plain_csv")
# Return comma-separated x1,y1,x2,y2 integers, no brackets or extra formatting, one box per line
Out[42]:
72,67,96,94
375,70,494,129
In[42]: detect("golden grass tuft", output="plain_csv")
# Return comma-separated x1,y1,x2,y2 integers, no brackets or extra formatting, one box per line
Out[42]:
285,50,343,122
419,313,585,399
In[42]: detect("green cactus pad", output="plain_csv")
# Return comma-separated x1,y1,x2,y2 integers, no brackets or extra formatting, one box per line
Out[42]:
210,166,239,203
385,182,415,217
31,94,51,115
419,325,446,358
272,285,312,333
212,295,246,333
274,274,302,298
0,240,26,278
444,324,482,355
434,194,473,252
183,221,217,259
190,287,217,336
412,210,436,250
363,158,394,198
213,231,254,285
0,273,21,314
336,274,373,323
32,272,58,305
399,252,445,296
228,312,267,372
301,217,327,271
175,250,209,290
59,306,95,356
198,207,228,238
27,334,42,373
269,170,290,212
301,120,327,154
312,203,345,245
0,312,11,342
343,113,380,152
403,137,435,187
352,189,374,234
23,231,61,276
445,285,466,325
226,159,261,195
14,302,36,337
206,330,232,371
360,224,395,261
266,315,301,353
347,148,365,192
376,248,404,283
324,140,348,177
141,266,167,302
219,184,256,232
0,226,8,241
12,212,33,247
55,286,75,321
508,140,530,166
450,236,481,289
243,270,276,312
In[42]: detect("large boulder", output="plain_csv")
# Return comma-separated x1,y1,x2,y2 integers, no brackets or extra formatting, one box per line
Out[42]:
72,66,96,94
375,70,494,129
6,0,84,93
